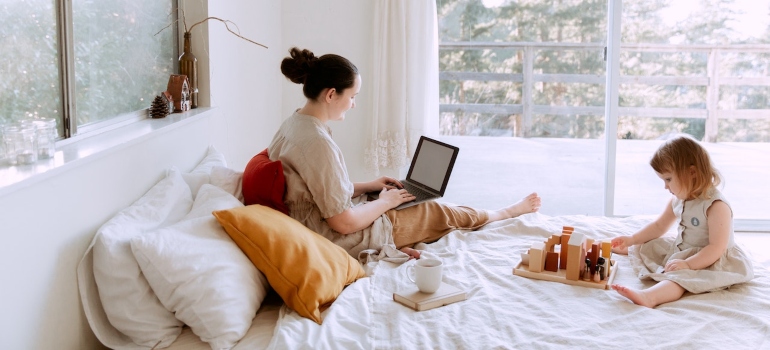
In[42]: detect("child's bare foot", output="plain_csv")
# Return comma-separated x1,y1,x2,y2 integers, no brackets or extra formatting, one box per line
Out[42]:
400,247,421,260
504,192,541,218
612,284,655,308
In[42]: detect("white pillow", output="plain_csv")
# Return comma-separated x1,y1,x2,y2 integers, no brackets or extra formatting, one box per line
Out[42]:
131,184,269,349
91,168,192,348
210,165,244,202
183,145,227,197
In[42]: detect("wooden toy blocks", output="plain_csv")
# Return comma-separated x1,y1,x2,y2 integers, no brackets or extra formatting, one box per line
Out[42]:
528,241,546,273
513,226,618,290
565,233,586,281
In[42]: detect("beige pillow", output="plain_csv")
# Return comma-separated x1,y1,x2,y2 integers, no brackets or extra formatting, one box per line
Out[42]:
213,205,365,324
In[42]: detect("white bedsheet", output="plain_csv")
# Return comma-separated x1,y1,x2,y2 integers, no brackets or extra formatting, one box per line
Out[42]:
267,213,770,349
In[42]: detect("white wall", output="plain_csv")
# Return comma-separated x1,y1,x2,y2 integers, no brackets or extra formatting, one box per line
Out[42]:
0,1,284,349
281,0,392,182
207,0,285,169
0,1,377,348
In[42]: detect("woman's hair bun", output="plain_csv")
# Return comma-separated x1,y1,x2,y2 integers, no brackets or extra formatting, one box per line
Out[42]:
281,47,318,84
280,47,358,100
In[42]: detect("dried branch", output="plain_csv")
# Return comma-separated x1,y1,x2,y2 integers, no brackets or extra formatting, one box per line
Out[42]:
154,20,178,37
155,7,184,36
188,16,268,49
155,9,267,49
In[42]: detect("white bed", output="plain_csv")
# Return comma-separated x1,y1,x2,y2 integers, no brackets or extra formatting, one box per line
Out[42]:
79,149,770,350
261,213,770,349
166,295,282,350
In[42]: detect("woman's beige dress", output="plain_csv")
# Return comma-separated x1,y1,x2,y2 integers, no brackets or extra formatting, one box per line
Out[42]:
268,112,394,258
268,111,490,260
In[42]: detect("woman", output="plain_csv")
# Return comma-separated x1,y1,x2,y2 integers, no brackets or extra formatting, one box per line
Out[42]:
268,47,541,260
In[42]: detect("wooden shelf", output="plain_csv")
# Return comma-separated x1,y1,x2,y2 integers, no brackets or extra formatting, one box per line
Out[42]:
513,260,618,290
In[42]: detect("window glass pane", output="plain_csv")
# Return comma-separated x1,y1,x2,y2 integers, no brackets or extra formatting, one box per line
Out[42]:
615,0,770,221
72,0,175,128
0,0,62,133
437,0,607,216
438,0,606,43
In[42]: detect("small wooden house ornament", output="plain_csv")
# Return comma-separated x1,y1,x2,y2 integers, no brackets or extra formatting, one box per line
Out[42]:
166,74,191,112
161,91,174,114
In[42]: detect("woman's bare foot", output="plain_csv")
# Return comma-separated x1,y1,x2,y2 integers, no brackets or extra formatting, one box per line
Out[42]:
400,247,421,260
505,192,541,217
612,284,655,308
487,193,541,221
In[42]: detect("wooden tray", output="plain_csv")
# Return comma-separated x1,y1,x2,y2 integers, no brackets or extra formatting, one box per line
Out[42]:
513,260,618,290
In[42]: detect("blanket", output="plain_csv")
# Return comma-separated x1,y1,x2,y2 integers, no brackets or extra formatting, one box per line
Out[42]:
268,213,770,349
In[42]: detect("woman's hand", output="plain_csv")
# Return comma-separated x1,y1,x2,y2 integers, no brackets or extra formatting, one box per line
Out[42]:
367,176,403,192
353,176,403,197
377,187,416,209
664,259,691,272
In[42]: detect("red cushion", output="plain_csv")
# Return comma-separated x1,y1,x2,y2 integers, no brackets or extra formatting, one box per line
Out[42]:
242,149,290,215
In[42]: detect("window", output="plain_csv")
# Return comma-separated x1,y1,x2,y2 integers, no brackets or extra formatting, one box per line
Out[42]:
1,0,177,139
437,0,770,229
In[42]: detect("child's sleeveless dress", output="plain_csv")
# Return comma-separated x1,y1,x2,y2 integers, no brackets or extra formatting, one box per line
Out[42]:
629,189,754,294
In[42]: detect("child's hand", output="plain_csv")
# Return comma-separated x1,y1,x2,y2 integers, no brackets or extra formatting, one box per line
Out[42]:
664,259,691,272
611,236,633,255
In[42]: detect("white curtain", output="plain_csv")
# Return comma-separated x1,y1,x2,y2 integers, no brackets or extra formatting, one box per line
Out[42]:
366,0,439,175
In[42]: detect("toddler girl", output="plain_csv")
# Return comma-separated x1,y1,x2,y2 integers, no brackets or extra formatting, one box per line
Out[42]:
611,135,754,308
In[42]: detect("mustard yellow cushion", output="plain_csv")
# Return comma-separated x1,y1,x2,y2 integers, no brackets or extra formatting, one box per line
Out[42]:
213,205,365,324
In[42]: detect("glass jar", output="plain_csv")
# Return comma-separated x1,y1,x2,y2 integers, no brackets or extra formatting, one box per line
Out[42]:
33,118,57,159
3,122,38,165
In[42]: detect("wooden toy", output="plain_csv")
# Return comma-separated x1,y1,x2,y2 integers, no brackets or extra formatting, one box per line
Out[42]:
545,234,561,252
601,241,612,276
559,233,571,269
588,242,600,274
529,242,546,273
513,226,618,290
565,233,586,281
544,252,559,272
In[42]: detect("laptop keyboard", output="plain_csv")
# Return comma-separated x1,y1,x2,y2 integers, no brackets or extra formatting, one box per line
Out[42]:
402,182,435,202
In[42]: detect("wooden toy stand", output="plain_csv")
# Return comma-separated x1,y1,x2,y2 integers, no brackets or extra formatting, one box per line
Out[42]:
512,225,619,290
513,259,618,290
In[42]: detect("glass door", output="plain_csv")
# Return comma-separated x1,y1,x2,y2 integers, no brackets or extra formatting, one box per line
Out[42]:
437,0,608,215
611,0,770,229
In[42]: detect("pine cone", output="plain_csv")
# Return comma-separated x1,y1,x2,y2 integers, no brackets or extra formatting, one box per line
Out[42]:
150,95,169,119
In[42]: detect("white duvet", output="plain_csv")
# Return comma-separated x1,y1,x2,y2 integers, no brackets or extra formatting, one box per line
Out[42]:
267,213,770,350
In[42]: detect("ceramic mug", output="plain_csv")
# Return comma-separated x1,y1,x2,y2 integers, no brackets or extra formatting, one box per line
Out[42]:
407,258,443,293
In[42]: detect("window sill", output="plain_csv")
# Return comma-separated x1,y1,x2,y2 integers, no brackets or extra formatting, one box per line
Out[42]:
0,107,217,198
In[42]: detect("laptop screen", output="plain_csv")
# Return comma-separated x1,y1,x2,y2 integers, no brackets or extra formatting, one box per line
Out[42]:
406,137,459,194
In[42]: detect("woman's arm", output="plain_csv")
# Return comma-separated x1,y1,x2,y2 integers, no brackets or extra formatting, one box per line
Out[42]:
326,187,414,234
612,198,678,250
677,200,731,270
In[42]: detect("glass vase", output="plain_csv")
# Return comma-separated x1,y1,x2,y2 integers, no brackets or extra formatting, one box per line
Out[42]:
179,32,198,109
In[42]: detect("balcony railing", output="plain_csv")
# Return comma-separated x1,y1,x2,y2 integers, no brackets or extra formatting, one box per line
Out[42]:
439,42,770,142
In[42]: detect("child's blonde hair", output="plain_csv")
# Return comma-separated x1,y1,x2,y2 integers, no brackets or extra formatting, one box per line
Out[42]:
649,135,721,199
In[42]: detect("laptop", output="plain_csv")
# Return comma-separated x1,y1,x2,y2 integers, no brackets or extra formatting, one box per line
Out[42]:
368,136,460,210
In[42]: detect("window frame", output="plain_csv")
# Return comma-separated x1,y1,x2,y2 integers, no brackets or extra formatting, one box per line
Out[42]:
53,0,178,140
